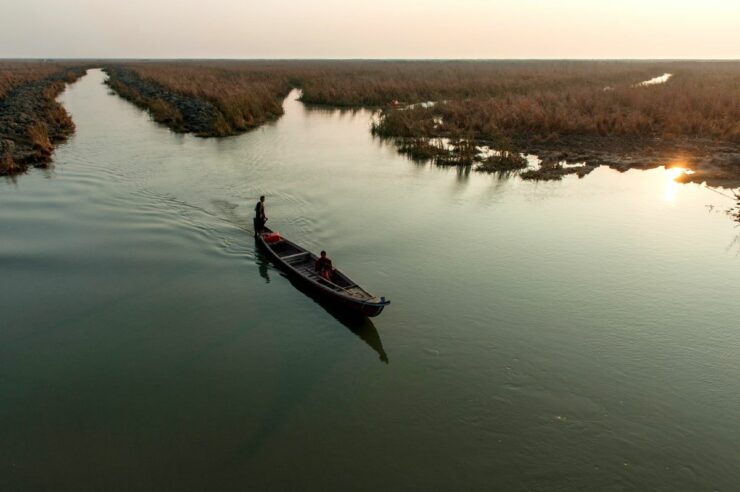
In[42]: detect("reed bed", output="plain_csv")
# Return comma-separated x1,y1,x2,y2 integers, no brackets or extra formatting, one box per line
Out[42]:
132,63,293,131
729,191,740,223
297,60,666,107
0,61,86,175
104,60,739,182
364,61,740,143
109,60,739,143
0,62,59,100
106,62,294,136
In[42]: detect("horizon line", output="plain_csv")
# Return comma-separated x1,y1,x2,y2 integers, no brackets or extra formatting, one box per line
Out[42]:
2,57,739,62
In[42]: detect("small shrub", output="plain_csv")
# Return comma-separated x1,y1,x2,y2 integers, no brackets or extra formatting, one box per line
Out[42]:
147,98,183,127
478,152,528,172
0,145,16,174
27,122,52,155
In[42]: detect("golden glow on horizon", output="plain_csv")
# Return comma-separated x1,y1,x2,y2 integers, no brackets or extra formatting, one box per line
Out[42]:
1,0,739,58
665,167,688,181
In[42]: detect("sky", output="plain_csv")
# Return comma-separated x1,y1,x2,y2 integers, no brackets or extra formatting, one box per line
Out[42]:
2,0,739,59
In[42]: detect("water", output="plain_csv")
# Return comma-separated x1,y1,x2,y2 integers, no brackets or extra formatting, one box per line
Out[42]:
637,73,673,86
1,70,739,491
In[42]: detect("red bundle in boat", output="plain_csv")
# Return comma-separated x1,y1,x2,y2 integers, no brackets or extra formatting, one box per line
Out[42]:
263,232,281,243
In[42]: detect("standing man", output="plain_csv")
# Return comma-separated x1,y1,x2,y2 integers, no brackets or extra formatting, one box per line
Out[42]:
254,195,267,234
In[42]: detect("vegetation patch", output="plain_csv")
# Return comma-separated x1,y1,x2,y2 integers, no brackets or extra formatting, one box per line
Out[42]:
99,60,739,184
0,62,87,176
359,61,739,184
103,63,293,137
478,151,529,173
732,192,740,224
520,158,597,181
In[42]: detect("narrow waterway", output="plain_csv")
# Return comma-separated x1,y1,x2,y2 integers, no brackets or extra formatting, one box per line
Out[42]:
1,69,739,491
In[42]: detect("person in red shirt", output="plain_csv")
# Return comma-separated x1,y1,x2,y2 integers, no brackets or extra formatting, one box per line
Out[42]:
315,250,333,281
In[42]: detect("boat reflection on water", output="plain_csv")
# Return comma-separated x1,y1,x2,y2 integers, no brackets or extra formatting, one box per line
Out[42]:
254,246,389,364
310,291,389,364
256,252,271,283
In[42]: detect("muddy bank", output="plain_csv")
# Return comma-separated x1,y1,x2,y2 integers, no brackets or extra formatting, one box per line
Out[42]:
103,66,220,136
0,67,87,176
103,66,287,137
99,61,739,187
375,133,739,187
516,135,740,187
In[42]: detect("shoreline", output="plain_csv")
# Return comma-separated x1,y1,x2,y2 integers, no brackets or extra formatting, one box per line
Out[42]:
103,66,223,136
516,135,740,187
12,61,734,189
0,66,87,176
101,64,739,187
103,66,289,137
372,132,740,187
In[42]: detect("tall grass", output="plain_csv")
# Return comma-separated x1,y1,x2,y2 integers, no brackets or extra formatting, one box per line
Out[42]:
0,140,16,174
26,121,52,154
111,62,294,135
296,60,666,107
0,62,85,175
0,62,58,100
365,61,740,143
109,60,739,144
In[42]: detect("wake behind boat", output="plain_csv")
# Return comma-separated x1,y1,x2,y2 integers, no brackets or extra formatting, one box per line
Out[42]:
256,226,391,317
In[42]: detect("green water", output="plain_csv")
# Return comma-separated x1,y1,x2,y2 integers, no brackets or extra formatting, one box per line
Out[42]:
1,70,739,491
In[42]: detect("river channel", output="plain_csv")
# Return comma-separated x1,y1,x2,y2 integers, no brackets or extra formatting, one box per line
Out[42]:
1,69,739,491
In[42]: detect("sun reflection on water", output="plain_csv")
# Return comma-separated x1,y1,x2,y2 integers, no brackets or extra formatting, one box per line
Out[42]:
662,166,694,203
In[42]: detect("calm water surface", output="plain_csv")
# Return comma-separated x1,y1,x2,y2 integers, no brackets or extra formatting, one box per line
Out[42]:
1,70,739,491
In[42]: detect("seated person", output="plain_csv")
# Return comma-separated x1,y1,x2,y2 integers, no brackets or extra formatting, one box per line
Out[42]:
315,250,333,280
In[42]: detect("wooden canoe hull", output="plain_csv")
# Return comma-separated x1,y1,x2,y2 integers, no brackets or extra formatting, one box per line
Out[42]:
255,227,390,317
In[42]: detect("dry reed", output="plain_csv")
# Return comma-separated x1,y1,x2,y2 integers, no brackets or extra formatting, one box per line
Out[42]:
0,62,59,100
0,61,86,175
108,60,739,144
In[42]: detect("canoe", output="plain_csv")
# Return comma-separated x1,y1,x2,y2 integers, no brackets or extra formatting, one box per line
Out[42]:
255,226,390,317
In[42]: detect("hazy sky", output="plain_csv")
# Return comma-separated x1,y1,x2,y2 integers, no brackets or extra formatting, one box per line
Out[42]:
2,0,738,59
